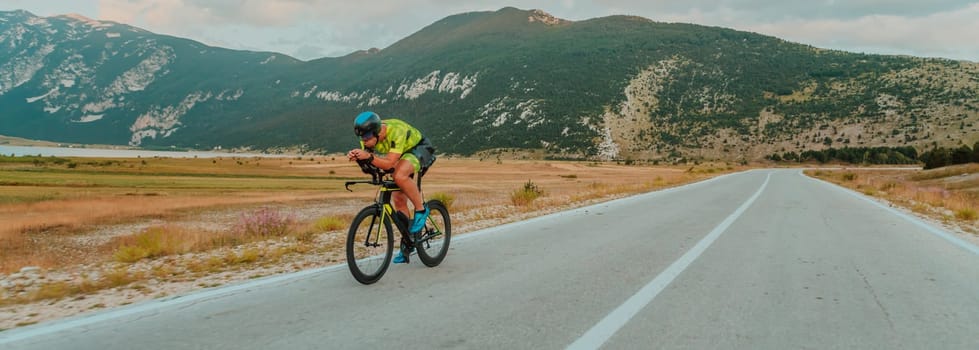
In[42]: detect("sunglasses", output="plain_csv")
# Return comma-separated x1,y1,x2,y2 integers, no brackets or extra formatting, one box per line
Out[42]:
360,131,375,141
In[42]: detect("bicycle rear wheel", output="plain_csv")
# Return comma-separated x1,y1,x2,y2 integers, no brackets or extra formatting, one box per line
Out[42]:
346,205,394,284
416,200,451,267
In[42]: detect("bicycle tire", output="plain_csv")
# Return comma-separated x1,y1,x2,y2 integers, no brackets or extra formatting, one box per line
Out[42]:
346,205,394,284
416,200,451,267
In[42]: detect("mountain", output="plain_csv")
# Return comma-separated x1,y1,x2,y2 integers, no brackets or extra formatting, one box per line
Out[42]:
0,10,301,147
1,7,977,161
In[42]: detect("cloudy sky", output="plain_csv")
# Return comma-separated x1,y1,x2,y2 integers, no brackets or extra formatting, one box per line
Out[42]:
2,0,977,62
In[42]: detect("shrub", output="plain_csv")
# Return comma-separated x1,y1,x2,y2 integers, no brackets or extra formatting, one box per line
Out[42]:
113,246,151,263
430,192,455,210
879,182,898,191
842,172,857,181
511,180,545,206
29,281,72,301
235,207,294,238
103,267,139,288
314,216,346,231
955,208,977,221
292,229,317,243
237,248,261,264
113,227,171,263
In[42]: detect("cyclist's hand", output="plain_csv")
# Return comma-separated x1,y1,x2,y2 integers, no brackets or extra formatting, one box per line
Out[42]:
348,149,369,161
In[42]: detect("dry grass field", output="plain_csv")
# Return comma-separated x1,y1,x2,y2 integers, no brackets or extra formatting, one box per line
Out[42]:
806,164,979,233
0,154,736,321
0,155,356,273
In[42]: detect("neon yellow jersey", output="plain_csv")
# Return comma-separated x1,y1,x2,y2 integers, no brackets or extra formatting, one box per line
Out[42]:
360,119,423,155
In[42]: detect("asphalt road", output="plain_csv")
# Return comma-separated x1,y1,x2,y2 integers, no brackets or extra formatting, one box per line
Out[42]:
3,169,978,349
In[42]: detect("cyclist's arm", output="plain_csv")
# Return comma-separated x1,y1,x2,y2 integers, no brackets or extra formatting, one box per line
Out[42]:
366,126,409,170
350,148,401,171
369,151,402,171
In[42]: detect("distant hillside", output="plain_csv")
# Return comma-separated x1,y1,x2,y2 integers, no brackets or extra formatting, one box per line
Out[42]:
1,7,977,161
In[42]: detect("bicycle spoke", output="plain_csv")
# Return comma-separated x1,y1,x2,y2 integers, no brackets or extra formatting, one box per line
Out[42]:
346,207,393,284
415,200,450,267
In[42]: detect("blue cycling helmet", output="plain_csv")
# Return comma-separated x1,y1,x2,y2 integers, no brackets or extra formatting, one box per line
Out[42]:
353,111,381,137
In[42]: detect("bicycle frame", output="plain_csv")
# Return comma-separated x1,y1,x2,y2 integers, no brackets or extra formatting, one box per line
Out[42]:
378,183,408,235
345,160,421,239
345,159,450,282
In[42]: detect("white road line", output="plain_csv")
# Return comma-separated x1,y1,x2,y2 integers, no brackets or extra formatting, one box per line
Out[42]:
803,170,979,256
567,172,772,350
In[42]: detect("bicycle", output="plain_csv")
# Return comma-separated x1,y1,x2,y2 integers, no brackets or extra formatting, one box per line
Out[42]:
343,159,451,284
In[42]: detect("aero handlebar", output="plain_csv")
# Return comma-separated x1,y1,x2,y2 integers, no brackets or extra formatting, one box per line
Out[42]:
344,159,394,191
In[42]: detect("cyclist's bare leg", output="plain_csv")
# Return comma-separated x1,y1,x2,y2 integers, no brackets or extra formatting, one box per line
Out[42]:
392,159,424,211
392,192,409,216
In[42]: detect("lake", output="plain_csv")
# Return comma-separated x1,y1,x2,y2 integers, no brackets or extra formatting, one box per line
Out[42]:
0,145,292,158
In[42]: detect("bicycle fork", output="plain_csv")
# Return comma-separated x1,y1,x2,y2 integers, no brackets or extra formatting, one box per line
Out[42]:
363,212,384,248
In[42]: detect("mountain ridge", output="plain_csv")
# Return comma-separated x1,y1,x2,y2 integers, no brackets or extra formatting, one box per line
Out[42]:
1,7,977,161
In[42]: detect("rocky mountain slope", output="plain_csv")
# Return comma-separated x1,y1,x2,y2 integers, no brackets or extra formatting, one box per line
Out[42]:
1,8,977,161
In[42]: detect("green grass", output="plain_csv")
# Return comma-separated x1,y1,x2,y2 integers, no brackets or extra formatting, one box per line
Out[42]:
0,193,58,204
0,156,360,205
0,163,347,207
0,155,72,165
0,170,342,190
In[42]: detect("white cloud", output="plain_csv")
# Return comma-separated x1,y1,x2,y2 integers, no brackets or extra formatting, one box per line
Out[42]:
740,3,979,60
95,0,487,59
592,0,976,20
597,0,979,61
0,0,97,17
5,1,962,61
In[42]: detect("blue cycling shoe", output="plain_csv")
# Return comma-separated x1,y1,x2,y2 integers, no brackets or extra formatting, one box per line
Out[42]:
393,250,407,264
393,242,414,264
409,204,429,234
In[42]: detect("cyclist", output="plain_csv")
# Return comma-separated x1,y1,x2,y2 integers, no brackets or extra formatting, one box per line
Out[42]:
347,111,436,263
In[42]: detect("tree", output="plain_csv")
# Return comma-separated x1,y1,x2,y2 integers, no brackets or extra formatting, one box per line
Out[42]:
921,148,952,169
951,145,973,165
782,151,799,162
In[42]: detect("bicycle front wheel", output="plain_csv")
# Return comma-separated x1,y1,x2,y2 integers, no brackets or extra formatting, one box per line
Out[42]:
346,205,394,284
416,200,451,267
